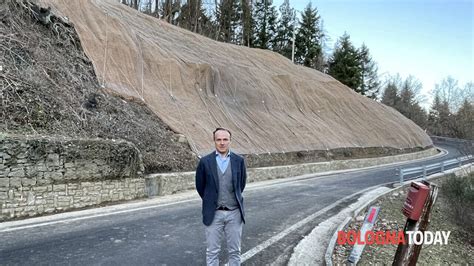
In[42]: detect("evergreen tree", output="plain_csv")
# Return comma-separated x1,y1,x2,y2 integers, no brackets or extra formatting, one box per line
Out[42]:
399,81,415,115
454,98,473,139
381,76,428,129
398,80,427,128
162,0,182,24
274,0,296,59
295,2,324,70
241,0,253,46
252,0,278,49
358,44,380,99
411,103,428,129
215,0,242,43
178,0,207,33
427,93,441,134
327,33,361,90
428,94,453,136
381,81,400,108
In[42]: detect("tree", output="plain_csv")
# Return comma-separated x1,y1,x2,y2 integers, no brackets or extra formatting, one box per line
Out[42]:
381,81,400,108
216,0,242,43
162,0,181,24
381,76,428,129
327,33,361,90
358,44,380,99
463,81,474,103
398,79,427,128
252,0,278,49
431,76,472,112
177,0,205,32
294,2,324,70
241,0,253,46
153,0,161,17
454,98,473,139
427,94,453,137
132,0,140,9
273,0,296,59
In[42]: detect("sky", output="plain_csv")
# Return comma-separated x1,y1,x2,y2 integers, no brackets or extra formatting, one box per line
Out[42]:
273,0,473,108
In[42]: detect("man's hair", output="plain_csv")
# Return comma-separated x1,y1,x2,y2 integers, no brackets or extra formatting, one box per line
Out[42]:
213,127,232,140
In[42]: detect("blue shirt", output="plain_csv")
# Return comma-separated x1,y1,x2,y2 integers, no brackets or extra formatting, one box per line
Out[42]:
216,150,230,173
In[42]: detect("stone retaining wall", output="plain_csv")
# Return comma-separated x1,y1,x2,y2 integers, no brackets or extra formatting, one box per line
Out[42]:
146,147,440,196
0,134,146,221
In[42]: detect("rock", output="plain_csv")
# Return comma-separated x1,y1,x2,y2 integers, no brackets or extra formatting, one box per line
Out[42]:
177,134,187,143
356,215,364,222
392,192,399,197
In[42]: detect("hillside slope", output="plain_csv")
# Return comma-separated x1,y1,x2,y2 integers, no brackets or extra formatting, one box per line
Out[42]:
36,0,432,155
1,1,196,173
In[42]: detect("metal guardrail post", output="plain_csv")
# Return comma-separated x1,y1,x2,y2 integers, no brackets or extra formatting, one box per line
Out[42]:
458,158,462,167
399,168,404,185
441,161,445,172
423,165,427,178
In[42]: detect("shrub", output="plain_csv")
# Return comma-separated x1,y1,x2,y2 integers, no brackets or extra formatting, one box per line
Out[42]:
442,173,474,230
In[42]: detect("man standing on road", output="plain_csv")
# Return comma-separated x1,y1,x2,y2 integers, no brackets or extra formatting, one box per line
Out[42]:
195,127,247,266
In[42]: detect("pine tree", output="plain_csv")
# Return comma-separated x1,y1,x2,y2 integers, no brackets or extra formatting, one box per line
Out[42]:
327,33,361,90
381,82,400,108
241,0,253,46
252,0,278,49
358,44,380,99
178,0,206,32
454,98,473,139
399,81,415,115
274,0,296,59
162,0,181,24
398,80,427,128
295,2,324,70
428,94,453,137
216,0,242,43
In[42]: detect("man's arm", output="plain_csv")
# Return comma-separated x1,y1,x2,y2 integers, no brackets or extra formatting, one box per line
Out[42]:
195,159,206,198
241,158,247,192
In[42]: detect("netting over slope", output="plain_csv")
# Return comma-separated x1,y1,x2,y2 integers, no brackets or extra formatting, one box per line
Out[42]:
38,0,432,156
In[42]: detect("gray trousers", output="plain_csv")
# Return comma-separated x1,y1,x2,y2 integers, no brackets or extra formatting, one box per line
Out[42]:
205,209,243,266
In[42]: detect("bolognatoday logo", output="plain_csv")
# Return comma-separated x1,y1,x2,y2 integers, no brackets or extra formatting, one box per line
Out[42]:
337,230,451,245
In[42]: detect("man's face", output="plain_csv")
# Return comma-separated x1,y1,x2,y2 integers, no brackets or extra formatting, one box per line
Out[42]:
214,130,231,155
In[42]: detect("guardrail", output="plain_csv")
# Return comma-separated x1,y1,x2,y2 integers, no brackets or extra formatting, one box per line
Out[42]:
399,155,473,184
430,135,473,145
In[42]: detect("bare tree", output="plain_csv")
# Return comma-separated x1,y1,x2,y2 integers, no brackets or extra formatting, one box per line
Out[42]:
431,76,472,112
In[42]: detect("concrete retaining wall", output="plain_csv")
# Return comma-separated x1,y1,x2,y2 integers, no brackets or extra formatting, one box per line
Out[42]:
0,134,146,221
146,147,439,196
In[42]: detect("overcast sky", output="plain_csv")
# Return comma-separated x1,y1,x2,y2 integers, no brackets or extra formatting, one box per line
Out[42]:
274,0,473,107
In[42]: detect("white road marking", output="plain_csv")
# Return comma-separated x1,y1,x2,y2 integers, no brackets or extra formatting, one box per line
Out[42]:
0,199,196,232
0,147,447,234
240,186,376,263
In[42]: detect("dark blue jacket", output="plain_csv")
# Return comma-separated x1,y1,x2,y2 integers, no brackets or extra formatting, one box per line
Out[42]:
195,151,247,226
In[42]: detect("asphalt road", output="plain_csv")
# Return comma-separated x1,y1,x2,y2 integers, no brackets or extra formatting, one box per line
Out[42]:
0,141,470,265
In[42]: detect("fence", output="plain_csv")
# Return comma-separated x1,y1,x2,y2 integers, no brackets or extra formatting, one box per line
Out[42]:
398,155,473,184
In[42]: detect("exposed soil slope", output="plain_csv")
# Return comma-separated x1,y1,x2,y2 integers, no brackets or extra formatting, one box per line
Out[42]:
36,0,433,156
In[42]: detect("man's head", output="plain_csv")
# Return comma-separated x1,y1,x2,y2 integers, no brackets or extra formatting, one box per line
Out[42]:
213,128,231,155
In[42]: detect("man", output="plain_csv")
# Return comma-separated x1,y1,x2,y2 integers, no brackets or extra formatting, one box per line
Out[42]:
195,128,247,266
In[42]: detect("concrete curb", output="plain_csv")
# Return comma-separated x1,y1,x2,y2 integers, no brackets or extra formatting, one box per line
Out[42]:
322,163,473,266
288,186,391,265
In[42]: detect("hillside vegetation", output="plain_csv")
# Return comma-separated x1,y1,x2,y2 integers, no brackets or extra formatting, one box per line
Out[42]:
0,0,196,173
